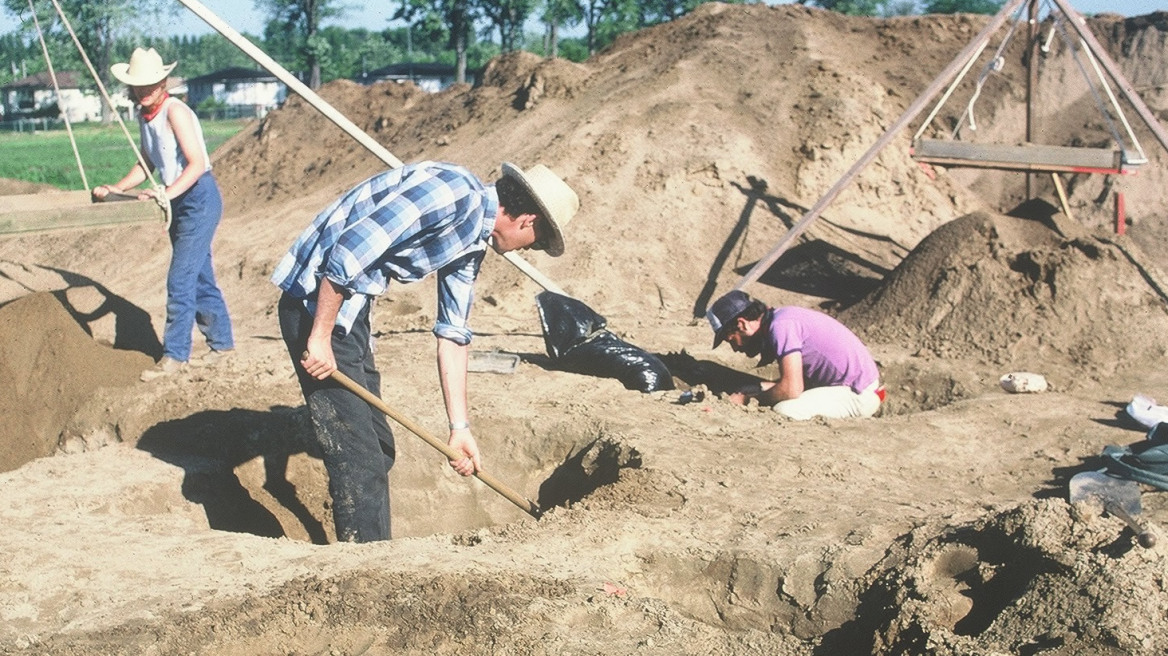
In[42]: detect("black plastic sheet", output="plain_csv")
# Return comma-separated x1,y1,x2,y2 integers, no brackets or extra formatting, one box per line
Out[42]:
535,291,674,393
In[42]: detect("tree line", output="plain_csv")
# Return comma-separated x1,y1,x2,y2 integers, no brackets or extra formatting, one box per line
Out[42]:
1,0,1005,94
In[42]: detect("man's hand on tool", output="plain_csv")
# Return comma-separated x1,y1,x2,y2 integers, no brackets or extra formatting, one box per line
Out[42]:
301,278,346,380
301,336,337,380
448,428,481,477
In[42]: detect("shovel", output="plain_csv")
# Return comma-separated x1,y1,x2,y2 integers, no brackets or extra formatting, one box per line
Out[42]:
1069,470,1156,548
324,366,542,519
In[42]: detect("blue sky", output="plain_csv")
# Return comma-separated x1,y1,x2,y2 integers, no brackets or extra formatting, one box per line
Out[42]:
2,1,1164,38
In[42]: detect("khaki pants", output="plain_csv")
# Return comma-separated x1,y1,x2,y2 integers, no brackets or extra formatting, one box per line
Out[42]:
773,383,882,420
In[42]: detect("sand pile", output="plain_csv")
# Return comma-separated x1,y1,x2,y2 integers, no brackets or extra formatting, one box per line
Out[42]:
0,292,149,472
841,207,1168,387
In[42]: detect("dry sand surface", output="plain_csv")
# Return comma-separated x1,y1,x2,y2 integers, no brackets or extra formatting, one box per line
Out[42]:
4,4,1168,654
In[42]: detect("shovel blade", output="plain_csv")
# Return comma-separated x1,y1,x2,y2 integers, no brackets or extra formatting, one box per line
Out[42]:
1069,470,1142,516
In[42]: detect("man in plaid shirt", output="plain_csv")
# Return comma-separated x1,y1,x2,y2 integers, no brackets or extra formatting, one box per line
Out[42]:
273,161,579,542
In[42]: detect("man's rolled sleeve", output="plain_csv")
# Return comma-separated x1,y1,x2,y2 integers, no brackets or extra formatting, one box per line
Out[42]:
321,248,385,299
432,252,483,345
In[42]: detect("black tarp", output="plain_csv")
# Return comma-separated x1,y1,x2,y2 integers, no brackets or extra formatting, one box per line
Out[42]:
535,292,674,393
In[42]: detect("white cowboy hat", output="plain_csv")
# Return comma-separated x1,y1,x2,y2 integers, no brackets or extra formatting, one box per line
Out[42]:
501,163,579,257
110,47,177,86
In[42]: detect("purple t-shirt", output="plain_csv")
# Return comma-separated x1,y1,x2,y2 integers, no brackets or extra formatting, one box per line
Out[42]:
760,307,879,394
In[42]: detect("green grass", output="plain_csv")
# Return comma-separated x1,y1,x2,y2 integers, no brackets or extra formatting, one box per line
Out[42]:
0,119,248,190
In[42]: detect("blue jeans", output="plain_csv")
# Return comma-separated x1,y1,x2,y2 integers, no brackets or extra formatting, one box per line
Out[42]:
163,172,234,361
278,293,396,542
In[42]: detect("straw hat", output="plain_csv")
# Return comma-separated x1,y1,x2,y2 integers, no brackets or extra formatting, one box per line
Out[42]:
111,47,177,86
501,163,579,257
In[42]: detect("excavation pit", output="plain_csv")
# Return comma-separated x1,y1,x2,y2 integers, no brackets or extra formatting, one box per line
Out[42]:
135,409,644,543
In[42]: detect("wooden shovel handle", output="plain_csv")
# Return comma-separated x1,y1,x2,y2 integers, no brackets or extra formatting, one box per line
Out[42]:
1107,503,1157,549
324,365,542,519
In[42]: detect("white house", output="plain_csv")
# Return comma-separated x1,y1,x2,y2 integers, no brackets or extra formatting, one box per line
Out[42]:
184,68,286,119
1,71,103,123
359,62,475,93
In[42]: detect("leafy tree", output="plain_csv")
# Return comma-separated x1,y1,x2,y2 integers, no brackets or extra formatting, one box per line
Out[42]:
555,37,589,62
882,0,918,15
124,33,258,79
349,30,407,79
538,0,582,59
923,0,1003,14
638,0,703,25
255,0,344,89
478,0,536,52
2,0,168,119
0,29,42,86
579,0,632,55
395,0,478,83
307,26,407,81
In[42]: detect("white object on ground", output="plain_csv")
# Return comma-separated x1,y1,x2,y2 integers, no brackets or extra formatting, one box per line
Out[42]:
999,372,1048,394
1126,394,1168,429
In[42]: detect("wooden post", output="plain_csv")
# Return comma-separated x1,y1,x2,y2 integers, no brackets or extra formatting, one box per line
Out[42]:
1050,173,1074,222
1115,191,1126,235
1050,0,1168,156
1026,0,1039,198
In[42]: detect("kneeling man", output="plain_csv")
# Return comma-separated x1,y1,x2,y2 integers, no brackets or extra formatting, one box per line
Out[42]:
707,290,883,420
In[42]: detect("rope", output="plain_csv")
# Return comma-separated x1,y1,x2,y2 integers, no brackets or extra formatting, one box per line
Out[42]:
43,0,171,225
910,39,990,143
911,0,1029,143
951,8,1023,139
27,0,86,189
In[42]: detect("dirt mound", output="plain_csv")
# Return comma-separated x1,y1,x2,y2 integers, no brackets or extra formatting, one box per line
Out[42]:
0,292,150,472
24,496,1168,655
202,5,1168,321
849,499,1168,655
208,4,1010,319
841,207,1168,387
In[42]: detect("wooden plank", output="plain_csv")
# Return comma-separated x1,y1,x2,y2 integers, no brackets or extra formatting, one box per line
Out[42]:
912,139,1124,172
0,190,166,236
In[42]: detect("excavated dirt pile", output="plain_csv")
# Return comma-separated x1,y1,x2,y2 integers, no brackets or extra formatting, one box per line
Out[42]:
841,208,1168,388
2,4,1168,655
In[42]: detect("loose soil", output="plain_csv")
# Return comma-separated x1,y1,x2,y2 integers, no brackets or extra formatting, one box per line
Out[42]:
3,5,1168,655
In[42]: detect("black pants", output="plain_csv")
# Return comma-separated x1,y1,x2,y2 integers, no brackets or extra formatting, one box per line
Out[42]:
278,293,395,542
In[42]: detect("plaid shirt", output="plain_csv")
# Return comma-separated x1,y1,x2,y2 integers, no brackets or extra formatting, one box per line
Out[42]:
271,162,498,344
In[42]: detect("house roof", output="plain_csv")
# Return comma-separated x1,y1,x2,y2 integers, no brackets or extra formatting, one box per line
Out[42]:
366,62,460,78
2,71,87,90
184,67,280,85
2,71,186,93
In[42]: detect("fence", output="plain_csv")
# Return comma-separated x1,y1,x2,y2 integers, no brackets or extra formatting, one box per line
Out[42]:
0,117,65,133
0,104,269,132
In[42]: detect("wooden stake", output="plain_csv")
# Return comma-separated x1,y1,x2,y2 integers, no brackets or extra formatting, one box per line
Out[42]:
1050,173,1074,222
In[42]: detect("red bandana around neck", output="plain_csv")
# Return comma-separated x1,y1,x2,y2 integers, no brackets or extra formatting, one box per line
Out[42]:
140,92,170,121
